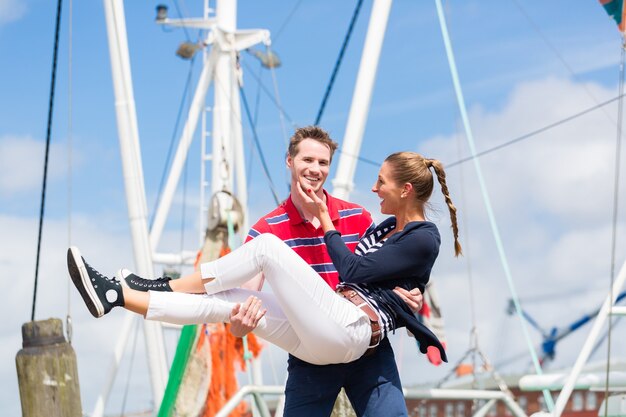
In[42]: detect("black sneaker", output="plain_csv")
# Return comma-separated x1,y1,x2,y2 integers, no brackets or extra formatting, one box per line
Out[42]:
117,268,173,292
67,246,124,318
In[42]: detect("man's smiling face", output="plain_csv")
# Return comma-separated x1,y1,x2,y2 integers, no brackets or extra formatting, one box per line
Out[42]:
287,138,331,197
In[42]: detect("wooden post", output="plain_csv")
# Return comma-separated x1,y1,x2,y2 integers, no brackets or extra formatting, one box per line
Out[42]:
15,318,82,417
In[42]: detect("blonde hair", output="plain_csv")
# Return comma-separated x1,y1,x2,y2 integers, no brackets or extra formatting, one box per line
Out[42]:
384,152,462,257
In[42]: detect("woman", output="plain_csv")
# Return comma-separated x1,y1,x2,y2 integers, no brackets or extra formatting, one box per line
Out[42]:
68,152,461,365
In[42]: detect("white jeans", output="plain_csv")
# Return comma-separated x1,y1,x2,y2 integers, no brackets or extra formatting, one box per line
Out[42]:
146,233,372,365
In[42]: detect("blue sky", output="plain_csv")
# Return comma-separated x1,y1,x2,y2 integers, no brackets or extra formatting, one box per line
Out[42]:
2,1,626,415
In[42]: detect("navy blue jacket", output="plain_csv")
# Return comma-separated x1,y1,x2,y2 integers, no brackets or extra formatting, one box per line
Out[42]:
324,217,447,361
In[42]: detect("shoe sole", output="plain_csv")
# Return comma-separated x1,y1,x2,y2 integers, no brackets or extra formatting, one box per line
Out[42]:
117,269,129,289
67,247,104,318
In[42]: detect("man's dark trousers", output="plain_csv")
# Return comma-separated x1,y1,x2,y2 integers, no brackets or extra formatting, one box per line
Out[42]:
283,337,408,417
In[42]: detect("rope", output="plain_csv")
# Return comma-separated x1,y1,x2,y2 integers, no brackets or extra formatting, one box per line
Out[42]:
32,0,63,322
120,317,141,416
455,120,481,384
267,44,290,148
66,0,73,343
434,0,554,410
314,0,365,125
239,85,281,205
246,64,264,188
242,59,297,128
173,0,192,42
333,93,626,171
149,58,196,229
447,94,626,168
205,51,284,204
272,0,305,43
603,36,626,417
510,0,617,126
179,146,189,272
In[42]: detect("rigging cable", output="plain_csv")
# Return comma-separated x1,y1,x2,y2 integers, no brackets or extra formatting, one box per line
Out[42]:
603,35,625,417
245,63,264,188
242,59,297,128
436,122,512,397
446,94,626,168
456,121,479,381
333,93,626,170
149,58,196,229
173,0,192,42
120,317,141,417
509,0,617,126
239,85,281,205
272,0,305,43
267,44,290,148
434,0,554,410
66,0,73,343
32,0,63,321
209,53,281,217
314,0,365,125
149,0,200,229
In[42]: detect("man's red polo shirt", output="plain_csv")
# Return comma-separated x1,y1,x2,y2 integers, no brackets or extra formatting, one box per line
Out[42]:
246,191,374,289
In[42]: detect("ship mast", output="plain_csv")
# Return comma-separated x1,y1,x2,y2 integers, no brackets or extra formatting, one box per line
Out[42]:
99,0,269,414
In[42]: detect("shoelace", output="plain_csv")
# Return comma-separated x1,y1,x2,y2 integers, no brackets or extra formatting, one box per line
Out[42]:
130,275,170,287
85,260,120,286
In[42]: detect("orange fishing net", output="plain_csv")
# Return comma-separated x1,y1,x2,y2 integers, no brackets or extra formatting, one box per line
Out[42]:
197,245,264,417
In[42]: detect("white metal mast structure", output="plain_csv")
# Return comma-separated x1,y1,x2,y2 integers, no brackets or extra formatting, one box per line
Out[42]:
332,0,392,200
100,0,270,415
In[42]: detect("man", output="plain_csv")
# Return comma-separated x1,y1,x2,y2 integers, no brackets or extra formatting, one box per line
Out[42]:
230,126,422,417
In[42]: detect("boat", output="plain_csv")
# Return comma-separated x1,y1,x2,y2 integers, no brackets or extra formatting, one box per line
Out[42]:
6,1,624,415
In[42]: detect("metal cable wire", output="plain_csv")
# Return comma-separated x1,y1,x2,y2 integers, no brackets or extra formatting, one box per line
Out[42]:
447,94,625,168
239,85,281,205
434,0,554,409
149,58,196,229
241,59,297,127
603,37,625,417
315,0,365,125
272,0,305,43
32,0,63,321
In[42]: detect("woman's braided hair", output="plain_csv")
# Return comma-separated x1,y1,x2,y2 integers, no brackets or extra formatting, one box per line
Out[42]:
385,152,462,257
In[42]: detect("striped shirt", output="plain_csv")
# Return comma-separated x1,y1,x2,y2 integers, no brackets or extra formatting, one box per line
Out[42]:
339,222,397,339
324,219,445,359
245,191,374,289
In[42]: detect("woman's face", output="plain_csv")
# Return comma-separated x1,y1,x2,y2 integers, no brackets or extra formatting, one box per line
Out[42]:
371,162,404,215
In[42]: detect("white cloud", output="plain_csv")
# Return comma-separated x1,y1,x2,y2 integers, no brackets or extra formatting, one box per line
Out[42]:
0,0,26,25
0,135,66,196
5,76,626,413
409,76,626,378
0,213,151,415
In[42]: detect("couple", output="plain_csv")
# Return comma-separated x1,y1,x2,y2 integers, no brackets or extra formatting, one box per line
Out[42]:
68,126,461,417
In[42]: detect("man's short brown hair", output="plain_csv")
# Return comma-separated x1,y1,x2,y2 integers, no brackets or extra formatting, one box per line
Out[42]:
288,126,338,161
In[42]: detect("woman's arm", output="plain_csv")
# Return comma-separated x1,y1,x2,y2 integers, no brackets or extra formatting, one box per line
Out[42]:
325,227,438,285
299,185,438,286
296,185,335,232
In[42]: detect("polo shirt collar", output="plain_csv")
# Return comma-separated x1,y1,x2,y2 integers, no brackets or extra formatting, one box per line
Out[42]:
285,190,340,225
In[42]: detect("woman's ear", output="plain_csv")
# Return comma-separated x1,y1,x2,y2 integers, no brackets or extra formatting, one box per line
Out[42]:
402,182,413,197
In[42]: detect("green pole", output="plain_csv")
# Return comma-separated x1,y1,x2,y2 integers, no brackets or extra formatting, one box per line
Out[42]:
157,324,198,417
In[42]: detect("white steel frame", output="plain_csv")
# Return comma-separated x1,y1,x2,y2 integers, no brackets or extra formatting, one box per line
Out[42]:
99,0,269,415
98,0,625,415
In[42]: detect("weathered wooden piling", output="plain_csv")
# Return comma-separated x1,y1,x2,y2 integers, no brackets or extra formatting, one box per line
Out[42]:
15,318,82,417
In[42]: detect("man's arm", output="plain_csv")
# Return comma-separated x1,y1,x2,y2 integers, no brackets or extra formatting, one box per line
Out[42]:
297,184,426,310
229,295,266,338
